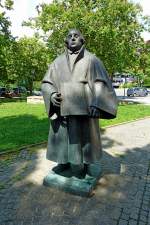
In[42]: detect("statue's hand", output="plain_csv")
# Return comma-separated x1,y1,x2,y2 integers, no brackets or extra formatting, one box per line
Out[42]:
89,106,100,118
51,92,62,107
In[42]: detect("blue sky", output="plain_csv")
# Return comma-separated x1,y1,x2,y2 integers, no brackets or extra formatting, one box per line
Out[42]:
6,0,150,40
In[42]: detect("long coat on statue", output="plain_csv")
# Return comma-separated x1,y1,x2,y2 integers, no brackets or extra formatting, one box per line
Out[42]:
41,47,118,165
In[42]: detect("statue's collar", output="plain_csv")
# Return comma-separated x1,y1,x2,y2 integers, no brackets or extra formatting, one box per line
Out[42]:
65,45,85,64
67,49,80,55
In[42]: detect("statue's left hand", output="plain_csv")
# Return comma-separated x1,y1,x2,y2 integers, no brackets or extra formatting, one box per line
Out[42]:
89,106,100,118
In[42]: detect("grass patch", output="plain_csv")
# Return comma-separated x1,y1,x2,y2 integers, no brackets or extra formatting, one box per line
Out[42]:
11,174,22,182
0,102,150,152
100,104,150,127
0,102,49,152
0,182,5,190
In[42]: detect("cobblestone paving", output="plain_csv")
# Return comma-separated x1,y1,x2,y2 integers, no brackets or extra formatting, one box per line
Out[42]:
0,118,150,225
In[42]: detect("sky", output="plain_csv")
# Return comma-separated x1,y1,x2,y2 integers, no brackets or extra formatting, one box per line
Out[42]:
5,0,150,40
6,0,52,38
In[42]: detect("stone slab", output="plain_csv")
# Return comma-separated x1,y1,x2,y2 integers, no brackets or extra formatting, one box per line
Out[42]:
27,96,44,104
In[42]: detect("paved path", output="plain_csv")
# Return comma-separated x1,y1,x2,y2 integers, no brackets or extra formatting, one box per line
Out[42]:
0,118,150,225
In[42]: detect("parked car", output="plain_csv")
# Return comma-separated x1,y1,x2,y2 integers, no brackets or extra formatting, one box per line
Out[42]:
13,86,27,95
0,87,23,98
32,90,42,96
145,87,150,93
4,91,15,98
0,87,7,97
127,87,148,97
0,88,16,98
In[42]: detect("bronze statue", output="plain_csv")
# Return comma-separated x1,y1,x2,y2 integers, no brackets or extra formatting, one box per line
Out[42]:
41,29,118,180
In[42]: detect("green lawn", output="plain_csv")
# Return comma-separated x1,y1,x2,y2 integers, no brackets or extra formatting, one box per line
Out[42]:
0,102,49,152
100,104,150,127
0,102,150,152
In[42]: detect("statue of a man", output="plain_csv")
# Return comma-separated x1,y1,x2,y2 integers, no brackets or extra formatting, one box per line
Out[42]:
41,29,117,179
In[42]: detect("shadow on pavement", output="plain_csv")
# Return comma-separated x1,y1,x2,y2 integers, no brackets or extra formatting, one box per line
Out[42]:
0,129,150,225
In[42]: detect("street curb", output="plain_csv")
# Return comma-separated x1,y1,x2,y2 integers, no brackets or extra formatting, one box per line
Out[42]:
103,115,150,129
0,141,47,156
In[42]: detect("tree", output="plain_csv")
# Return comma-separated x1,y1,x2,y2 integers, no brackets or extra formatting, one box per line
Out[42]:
0,0,14,84
24,0,149,77
15,37,50,94
0,1,50,91
0,0,13,10
139,41,150,86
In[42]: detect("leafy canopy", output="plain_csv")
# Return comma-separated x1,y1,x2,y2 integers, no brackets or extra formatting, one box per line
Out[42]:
0,0,14,84
25,0,149,75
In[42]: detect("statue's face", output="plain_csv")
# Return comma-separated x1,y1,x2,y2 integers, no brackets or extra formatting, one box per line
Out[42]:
66,29,83,51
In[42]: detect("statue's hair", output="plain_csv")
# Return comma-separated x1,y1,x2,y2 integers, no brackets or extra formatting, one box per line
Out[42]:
65,29,85,45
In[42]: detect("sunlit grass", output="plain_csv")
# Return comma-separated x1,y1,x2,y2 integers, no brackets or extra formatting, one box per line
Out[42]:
100,104,150,127
0,102,49,152
0,102,150,152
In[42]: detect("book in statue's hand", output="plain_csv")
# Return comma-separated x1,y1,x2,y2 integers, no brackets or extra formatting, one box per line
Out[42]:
60,82,88,116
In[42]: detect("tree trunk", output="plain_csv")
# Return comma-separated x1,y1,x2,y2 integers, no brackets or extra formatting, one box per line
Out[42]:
28,79,33,95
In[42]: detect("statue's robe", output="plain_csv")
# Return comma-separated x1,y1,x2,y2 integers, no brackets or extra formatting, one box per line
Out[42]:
41,47,118,165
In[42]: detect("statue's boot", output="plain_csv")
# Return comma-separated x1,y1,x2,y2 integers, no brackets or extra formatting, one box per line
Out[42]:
71,164,87,179
52,163,70,173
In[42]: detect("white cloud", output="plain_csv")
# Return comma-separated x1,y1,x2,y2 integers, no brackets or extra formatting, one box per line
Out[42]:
134,0,150,40
38,0,52,3
131,0,150,16
6,0,52,38
138,0,150,15
141,31,150,41
6,0,33,37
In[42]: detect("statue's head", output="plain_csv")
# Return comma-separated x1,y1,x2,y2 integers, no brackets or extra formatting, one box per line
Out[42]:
65,29,85,52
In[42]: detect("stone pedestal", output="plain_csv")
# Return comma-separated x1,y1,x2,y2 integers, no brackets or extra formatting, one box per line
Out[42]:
27,96,44,104
43,164,102,197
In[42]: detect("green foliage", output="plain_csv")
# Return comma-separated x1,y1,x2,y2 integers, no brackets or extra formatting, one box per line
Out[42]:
144,42,150,84
1,0,150,89
0,0,15,83
25,0,149,75
33,81,42,90
0,0,13,10
0,41,20,84
0,1,50,92
131,41,150,86
120,82,136,88
1,36,50,93
15,37,50,93
144,77,150,87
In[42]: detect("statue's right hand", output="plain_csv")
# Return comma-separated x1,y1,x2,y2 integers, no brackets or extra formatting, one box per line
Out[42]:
51,92,62,107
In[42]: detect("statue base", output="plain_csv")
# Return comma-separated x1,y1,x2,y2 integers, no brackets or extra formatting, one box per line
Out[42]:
43,164,102,197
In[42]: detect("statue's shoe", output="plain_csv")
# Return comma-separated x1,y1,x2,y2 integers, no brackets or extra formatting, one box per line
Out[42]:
72,164,87,179
52,163,70,173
